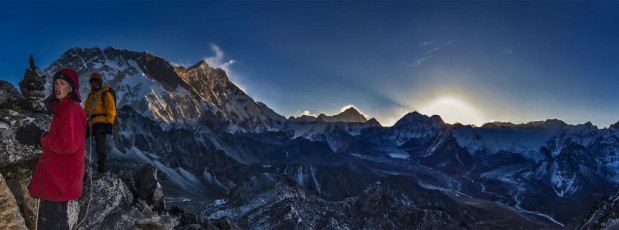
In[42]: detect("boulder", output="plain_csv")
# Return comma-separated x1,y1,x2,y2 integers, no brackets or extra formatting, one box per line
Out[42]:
134,215,176,230
75,171,134,228
0,106,51,168
0,159,38,229
134,164,166,213
0,172,27,230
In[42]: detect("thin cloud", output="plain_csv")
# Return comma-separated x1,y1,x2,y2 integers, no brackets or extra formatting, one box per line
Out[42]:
203,44,237,72
168,61,190,67
427,47,441,54
418,41,436,48
407,39,452,67
297,110,317,117
406,54,433,67
203,44,245,92
340,104,357,113
502,48,513,54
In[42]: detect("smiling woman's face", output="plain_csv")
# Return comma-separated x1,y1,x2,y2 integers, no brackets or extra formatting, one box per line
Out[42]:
54,79,72,100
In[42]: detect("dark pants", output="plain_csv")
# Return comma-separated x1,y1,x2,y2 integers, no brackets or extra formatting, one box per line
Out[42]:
38,200,69,230
93,123,109,173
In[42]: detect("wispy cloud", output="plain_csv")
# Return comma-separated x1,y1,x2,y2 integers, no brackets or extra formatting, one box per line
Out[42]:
414,55,433,66
427,47,441,54
418,41,436,48
168,61,190,67
203,44,236,72
341,104,366,114
501,48,513,54
404,54,433,67
406,39,453,68
297,110,317,117
339,104,357,112
203,44,245,92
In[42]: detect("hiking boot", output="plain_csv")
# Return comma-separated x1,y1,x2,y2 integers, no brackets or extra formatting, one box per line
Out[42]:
92,172,106,180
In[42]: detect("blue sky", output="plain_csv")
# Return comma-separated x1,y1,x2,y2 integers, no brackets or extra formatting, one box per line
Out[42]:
1,1,617,127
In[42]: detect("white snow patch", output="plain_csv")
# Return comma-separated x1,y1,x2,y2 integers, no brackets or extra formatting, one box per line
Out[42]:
387,152,409,159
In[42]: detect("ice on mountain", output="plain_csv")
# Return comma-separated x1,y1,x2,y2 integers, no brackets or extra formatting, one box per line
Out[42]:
387,152,409,159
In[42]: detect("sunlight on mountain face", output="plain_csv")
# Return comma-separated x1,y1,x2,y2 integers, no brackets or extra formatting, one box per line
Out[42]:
419,97,486,126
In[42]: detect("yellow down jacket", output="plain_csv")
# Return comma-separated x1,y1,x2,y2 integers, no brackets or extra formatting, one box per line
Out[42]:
84,86,116,125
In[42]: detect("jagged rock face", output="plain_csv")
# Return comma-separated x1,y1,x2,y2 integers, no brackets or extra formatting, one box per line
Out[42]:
134,164,166,213
175,60,286,133
200,173,467,229
0,172,27,230
576,186,619,230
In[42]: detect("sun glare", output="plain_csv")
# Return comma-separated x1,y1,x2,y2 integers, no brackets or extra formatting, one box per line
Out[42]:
418,97,486,126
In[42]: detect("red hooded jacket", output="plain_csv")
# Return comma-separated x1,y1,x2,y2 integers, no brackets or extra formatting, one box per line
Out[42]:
29,71,86,201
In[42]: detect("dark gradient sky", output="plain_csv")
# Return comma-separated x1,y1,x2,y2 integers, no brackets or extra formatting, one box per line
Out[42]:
1,1,617,127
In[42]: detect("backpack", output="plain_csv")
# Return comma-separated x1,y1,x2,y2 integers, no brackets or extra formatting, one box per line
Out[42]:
100,87,119,128
101,87,124,152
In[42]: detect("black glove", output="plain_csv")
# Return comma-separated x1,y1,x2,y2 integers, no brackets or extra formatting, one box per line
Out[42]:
15,124,45,146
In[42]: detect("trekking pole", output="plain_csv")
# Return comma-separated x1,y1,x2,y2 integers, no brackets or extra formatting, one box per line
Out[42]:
34,198,40,230
74,94,100,230
73,119,94,230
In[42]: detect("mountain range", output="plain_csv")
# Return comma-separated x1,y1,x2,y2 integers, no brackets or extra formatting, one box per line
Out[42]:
1,46,617,229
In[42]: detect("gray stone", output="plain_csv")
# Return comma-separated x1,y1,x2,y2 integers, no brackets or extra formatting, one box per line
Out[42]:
134,164,166,213
0,159,38,229
134,215,176,230
18,56,48,113
75,172,134,228
0,172,27,230
0,111,50,168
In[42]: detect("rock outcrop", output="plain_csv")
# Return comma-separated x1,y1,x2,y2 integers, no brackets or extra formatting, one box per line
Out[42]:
0,172,27,230
134,164,166,213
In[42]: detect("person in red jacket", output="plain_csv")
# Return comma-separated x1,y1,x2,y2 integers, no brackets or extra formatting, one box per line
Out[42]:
16,69,86,229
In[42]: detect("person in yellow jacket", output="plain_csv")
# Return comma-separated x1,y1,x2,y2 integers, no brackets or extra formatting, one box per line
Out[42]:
84,73,116,179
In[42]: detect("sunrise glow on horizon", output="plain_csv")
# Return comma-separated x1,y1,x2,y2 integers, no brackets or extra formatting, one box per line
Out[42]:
1,1,617,127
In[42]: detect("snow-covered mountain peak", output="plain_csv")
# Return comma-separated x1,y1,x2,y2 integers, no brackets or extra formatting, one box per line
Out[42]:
393,111,445,129
289,115,318,123
390,112,446,145
315,107,367,123
366,118,381,127
523,119,568,129
43,46,284,132
452,118,609,162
